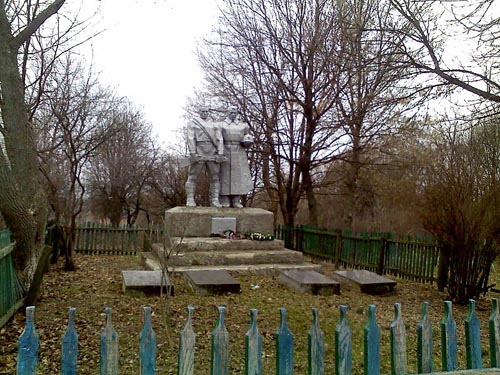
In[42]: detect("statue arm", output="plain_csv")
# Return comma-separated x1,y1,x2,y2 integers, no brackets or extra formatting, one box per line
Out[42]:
186,121,197,155
216,124,224,155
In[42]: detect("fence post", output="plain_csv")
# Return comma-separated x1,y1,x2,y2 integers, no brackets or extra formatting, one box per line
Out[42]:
465,299,482,369
139,306,156,375
364,305,380,375
417,302,433,374
335,305,352,375
308,308,324,375
62,307,78,375
441,301,458,371
489,298,500,367
100,307,119,375
211,306,229,375
390,303,407,375
377,238,387,275
276,307,294,375
17,306,39,375
179,306,196,375
245,308,262,375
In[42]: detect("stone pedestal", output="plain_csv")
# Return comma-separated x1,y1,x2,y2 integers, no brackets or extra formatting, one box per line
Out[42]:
164,207,274,237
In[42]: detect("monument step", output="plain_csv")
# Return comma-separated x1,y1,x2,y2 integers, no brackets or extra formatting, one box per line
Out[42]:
152,237,284,253
147,248,303,267
141,252,321,275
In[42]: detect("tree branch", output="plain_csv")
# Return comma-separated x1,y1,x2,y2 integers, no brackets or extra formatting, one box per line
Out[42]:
10,0,66,51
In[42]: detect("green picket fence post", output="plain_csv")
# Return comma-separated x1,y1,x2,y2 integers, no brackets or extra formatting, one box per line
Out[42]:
390,303,407,375
179,306,196,375
139,306,156,375
276,307,294,375
245,308,262,375
489,298,500,367
62,307,78,375
100,307,119,375
335,305,352,375
417,302,433,374
308,308,324,375
364,305,380,375
211,306,229,375
441,301,458,371
17,306,39,375
465,299,482,369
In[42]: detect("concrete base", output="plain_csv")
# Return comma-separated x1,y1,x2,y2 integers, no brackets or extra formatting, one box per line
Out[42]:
164,207,274,237
332,269,396,294
279,270,340,295
184,270,240,296
122,270,173,296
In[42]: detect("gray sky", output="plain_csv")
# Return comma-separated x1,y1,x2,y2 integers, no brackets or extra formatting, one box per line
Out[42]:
79,0,219,147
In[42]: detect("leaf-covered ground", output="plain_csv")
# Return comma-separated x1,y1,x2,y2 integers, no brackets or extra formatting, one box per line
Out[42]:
1,253,499,374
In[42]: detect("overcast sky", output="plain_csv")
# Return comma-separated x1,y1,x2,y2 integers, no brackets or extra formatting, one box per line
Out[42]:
78,0,220,147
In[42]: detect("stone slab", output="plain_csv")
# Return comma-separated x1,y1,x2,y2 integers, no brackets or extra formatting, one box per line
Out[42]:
279,270,340,295
184,270,241,296
164,207,274,237
332,269,396,294
122,270,173,296
211,217,236,234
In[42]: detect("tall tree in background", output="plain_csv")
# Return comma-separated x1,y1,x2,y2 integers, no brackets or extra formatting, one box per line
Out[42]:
200,0,345,226
0,0,66,292
88,103,158,226
334,0,416,230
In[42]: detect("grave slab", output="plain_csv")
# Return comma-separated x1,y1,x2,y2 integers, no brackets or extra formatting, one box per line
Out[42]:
333,269,396,294
184,270,241,296
122,270,173,297
279,270,340,295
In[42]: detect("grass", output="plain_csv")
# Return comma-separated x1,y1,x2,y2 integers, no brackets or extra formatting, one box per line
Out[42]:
1,253,499,374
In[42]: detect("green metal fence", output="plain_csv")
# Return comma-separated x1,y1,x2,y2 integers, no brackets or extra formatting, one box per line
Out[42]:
0,229,25,328
275,225,439,283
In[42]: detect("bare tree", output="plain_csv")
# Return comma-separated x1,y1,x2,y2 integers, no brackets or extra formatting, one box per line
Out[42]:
35,55,115,270
88,102,159,226
0,0,67,296
388,0,500,103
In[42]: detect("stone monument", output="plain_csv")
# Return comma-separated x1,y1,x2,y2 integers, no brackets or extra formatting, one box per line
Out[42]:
151,104,318,276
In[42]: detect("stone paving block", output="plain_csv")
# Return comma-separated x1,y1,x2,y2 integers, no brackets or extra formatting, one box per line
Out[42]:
184,270,241,296
279,269,340,295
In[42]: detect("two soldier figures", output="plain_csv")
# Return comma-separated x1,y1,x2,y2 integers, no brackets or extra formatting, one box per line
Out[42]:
184,106,253,208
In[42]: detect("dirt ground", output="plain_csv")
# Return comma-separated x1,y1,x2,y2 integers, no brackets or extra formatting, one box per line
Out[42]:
1,253,499,374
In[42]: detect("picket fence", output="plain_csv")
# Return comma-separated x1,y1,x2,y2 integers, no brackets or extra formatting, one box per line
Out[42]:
0,229,25,328
275,225,439,284
73,223,150,255
16,299,500,375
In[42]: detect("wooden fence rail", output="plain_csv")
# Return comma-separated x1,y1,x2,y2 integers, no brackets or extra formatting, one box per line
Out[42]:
275,225,440,284
16,299,500,375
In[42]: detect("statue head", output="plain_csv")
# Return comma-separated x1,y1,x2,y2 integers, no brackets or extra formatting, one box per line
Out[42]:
227,106,238,121
198,106,209,120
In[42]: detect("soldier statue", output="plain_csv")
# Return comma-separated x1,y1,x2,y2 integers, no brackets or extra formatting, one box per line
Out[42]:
184,107,226,207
